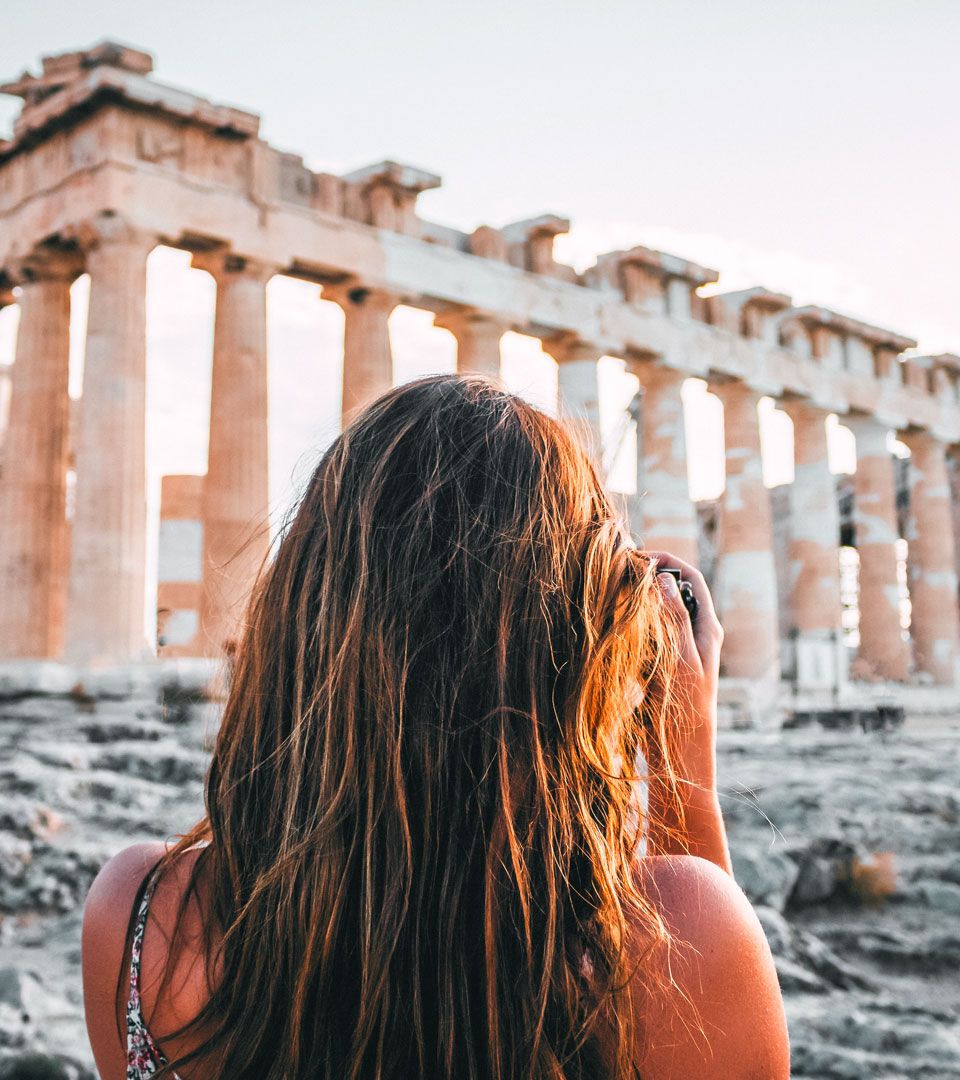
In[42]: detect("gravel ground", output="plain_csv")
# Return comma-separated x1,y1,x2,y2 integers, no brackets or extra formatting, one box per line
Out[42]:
0,693,957,1078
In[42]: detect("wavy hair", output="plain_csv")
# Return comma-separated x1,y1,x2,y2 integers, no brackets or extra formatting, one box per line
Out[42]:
146,373,691,1078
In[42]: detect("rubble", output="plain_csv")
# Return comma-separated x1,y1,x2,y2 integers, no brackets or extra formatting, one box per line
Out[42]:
0,694,957,1076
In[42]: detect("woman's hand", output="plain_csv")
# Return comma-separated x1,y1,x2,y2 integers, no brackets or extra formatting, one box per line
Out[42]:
643,550,732,875
647,550,723,707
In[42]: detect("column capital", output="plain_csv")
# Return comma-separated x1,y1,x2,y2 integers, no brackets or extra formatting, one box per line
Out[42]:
899,426,945,455
627,356,685,386
5,245,85,286
780,396,832,423
709,376,764,405
66,213,157,258
545,333,608,365
432,306,510,337
468,226,509,262
844,411,891,451
323,281,402,313
191,249,278,284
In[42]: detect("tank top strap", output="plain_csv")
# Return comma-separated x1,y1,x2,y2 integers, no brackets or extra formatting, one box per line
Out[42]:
127,862,163,1022
125,861,182,1077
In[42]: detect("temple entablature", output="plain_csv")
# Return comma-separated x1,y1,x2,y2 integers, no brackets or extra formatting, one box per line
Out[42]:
706,287,792,344
587,245,718,321
340,160,442,235
0,40,259,159
929,354,960,406
0,42,154,135
500,215,573,279
777,305,916,382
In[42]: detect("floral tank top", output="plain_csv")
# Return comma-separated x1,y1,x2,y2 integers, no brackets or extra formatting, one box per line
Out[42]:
126,865,183,1079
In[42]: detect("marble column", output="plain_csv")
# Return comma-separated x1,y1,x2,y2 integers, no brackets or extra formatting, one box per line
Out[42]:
193,253,274,656
712,381,781,682
902,430,960,684
64,223,154,666
0,252,80,657
628,362,698,565
847,415,910,681
434,309,507,377
326,284,399,426
549,338,604,468
782,400,845,689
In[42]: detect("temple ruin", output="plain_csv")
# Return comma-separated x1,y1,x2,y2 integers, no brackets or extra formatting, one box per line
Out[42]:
1,42,959,702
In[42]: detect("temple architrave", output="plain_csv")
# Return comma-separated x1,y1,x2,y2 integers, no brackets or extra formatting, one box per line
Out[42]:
1,42,959,698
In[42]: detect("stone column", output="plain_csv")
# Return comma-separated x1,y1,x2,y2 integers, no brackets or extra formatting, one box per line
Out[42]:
434,309,507,377
64,222,155,666
712,381,781,682
782,400,845,689
628,362,698,565
902,430,960,684
847,415,910,681
0,252,80,658
548,337,604,468
193,252,275,656
326,284,399,426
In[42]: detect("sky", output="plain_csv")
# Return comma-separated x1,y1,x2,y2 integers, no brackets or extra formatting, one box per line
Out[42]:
1,1,957,594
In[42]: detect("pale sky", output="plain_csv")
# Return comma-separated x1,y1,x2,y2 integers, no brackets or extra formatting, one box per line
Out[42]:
1,2,956,583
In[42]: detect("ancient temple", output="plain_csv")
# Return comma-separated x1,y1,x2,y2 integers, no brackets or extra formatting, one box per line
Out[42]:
1,41,958,694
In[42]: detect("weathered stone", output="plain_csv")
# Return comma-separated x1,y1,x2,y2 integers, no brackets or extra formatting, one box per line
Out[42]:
788,835,862,906
0,665,78,702
0,844,103,916
0,696,958,1073
0,970,44,1018
92,746,206,786
781,401,846,691
711,381,781,684
753,904,793,955
192,252,273,660
433,309,507,377
0,1053,95,1080
0,808,63,843
791,929,875,991
915,880,960,916
627,362,699,565
902,432,960,684
731,845,799,911
847,415,911,682
773,956,827,994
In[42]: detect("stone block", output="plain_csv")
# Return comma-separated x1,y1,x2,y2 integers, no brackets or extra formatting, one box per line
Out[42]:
731,845,799,911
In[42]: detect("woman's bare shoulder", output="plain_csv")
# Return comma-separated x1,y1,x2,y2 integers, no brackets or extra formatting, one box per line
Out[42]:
633,854,790,1080
82,841,210,1080
82,842,170,1078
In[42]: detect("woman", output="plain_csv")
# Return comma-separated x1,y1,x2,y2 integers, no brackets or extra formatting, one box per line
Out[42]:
83,374,789,1079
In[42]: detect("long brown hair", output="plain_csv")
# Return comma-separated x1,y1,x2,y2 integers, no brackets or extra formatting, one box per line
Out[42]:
149,373,690,1078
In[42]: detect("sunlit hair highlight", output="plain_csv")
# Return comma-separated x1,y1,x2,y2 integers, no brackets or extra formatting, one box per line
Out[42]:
147,373,691,1078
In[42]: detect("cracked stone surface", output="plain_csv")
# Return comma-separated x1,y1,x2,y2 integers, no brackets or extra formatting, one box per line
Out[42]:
0,694,957,1077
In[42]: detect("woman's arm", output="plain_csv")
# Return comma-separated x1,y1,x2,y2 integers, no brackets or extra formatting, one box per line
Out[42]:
644,551,732,875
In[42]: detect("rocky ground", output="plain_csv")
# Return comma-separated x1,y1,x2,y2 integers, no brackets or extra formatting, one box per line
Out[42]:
0,691,958,1079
